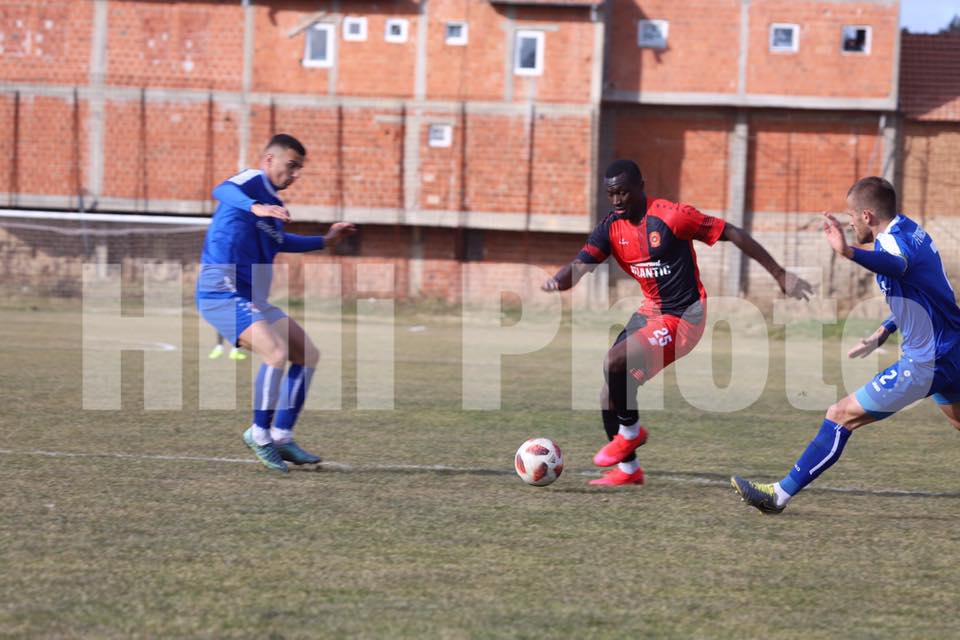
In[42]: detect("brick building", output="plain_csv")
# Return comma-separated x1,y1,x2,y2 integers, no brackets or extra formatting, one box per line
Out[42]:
3,0,952,303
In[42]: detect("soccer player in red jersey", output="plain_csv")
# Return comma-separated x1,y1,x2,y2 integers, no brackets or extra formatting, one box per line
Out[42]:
543,159,813,486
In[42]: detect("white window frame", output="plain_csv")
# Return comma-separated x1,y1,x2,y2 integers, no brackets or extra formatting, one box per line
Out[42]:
428,124,453,148
445,21,468,46
385,18,409,44
637,19,669,49
514,30,544,76
342,16,367,42
302,22,335,68
769,23,799,53
841,25,871,55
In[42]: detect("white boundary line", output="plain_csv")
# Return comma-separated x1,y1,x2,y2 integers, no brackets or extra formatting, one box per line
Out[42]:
0,208,211,225
2,448,957,498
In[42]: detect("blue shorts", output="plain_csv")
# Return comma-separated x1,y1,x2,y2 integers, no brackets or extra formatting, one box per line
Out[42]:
197,296,287,347
855,353,960,420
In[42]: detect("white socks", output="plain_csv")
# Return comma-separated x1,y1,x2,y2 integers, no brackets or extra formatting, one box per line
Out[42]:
773,482,792,507
250,425,272,446
251,425,295,445
618,459,640,474
270,427,293,445
618,421,640,440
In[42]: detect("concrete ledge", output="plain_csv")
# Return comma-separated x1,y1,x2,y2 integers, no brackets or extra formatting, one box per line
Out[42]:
604,90,897,112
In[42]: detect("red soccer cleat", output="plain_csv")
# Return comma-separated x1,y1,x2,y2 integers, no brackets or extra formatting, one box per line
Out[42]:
592,427,649,467
588,467,645,486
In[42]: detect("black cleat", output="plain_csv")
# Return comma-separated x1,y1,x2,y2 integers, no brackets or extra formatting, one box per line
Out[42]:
731,476,785,514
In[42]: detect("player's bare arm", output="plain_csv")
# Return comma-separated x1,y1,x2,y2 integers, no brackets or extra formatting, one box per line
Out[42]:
720,223,813,300
543,259,597,292
822,212,854,258
848,324,892,359
324,222,357,247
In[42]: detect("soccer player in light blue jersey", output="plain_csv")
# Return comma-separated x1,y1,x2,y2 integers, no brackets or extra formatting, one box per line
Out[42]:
733,176,960,513
197,134,356,472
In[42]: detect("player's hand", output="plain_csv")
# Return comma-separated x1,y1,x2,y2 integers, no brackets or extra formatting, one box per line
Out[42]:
324,222,357,247
822,212,852,258
778,269,814,301
541,277,560,292
847,326,890,358
251,203,291,222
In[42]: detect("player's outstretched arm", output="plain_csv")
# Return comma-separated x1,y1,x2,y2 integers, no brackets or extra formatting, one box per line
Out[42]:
280,222,357,253
721,224,813,300
848,323,894,358
822,212,906,278
212,181,290,222
323,222,357,247
542,260,596,292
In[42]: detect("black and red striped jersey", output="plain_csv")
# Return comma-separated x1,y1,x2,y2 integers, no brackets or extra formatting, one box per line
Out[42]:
577,197,726,318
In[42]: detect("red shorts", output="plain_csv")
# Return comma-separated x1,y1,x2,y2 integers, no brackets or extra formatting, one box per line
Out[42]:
624,312,706,385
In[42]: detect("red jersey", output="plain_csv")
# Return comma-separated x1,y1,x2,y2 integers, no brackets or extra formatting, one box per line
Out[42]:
577,197,726,318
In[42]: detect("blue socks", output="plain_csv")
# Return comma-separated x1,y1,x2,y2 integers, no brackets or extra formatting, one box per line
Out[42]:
780,419,852,496
253,364,285,429
274,364,315,434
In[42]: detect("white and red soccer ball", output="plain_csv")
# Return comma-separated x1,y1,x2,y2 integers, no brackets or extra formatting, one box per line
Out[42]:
514,438,564,486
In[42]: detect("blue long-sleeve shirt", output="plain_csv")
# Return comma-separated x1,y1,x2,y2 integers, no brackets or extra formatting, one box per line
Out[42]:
853,215,960,362
196,169,325,304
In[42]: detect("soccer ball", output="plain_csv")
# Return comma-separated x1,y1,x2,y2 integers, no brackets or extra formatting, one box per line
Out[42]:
514,438,564,486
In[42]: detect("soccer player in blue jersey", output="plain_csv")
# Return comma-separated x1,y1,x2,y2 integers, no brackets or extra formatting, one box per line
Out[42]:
197,134,356,472
732,176,960,512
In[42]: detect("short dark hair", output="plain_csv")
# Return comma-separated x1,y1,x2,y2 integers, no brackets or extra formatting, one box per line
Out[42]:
605,159,642,184
266,133,306,157
847,176,896,219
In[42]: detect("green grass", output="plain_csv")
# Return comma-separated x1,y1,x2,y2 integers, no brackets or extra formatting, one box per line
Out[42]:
2,302,959,639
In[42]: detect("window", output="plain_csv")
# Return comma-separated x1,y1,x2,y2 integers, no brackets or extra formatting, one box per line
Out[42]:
769,23,799,52
842,25,871,54
428,124,453,148
445,21,468,46
637,19,669,49
514,30,544,76
303,23,335,67
385,19,409,43
343,16,367,42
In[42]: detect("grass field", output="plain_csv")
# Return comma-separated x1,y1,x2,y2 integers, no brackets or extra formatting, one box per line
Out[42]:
2,300,959,639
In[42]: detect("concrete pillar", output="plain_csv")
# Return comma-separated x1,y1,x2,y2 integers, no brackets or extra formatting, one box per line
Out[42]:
724,110,749,296
409,226,424,297
880,112,901,194
238,0,255,170
86,0,109,205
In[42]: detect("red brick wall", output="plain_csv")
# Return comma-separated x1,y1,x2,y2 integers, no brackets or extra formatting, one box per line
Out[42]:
747,113,883,222
335,2,421,98
901,121,960,220
0,94,87,199
606,0,741,95
746,0,897,98
606,0,897,99
252,0,422,97
248,104,407,211
101,99,239,205
419,110,465,211
0,0,92,85
278,224,581,301
510,5,595,103
608,106,732,210
426,0,504,101
107,0,244,90
528,114,593,215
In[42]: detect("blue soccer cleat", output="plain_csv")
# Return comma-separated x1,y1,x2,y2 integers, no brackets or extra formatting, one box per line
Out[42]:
275,440,322,465
242,427,288,473
731,476,784,514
